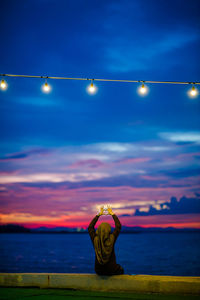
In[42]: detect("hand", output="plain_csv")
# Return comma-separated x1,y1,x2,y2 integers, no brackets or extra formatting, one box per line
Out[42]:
98,206,104,216
107,205,114,215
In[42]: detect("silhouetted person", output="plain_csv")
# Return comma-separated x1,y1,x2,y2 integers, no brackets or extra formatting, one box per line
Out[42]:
88,206,124,275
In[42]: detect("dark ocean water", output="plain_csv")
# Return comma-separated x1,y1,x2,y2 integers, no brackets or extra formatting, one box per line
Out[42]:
0,232,200,276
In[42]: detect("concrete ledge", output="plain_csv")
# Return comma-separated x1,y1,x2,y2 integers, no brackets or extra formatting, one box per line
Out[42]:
0,273,200,295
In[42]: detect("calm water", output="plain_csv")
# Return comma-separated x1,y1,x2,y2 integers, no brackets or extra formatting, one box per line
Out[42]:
0,232,200,276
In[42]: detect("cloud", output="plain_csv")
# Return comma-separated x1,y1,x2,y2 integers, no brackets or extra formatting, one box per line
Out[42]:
114,157,151,165
1,177,200,227
0,172,110,184
94,143,133,153
142,146,170,152
0,153,28,161
0,148,51,162
104,30,199,72
69,159,105,169
159,132,200,144
101,1,200,72
0,212,60,224
0,141,199,190
135,195,200,216
163,168,200,179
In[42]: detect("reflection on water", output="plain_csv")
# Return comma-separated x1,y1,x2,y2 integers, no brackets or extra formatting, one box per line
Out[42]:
0,232,200,275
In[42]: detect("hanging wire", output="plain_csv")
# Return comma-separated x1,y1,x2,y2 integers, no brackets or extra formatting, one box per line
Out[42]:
0,73,199,85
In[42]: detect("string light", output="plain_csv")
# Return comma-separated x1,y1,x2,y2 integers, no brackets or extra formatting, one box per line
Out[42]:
188,85,198,98
87,79,97,95
138,82,148,96
0,73,199,99
0,79,8,90
42,79,51,93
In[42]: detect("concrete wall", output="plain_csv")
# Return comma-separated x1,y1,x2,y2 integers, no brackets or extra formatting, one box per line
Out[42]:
0,273,200,295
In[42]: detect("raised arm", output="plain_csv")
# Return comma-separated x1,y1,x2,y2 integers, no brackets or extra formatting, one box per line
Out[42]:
88,206,104,241
88,214,99,242
112,214,121,240
107,206,122,240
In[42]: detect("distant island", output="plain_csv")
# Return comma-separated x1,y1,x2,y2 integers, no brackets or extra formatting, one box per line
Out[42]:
0,224,31,233
0,224,200,233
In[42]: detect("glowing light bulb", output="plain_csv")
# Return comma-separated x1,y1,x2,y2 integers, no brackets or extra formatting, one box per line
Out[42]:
42,81,51,93
188,85,198,98
0,79,8,90
87,80,97,94
138,82,148,96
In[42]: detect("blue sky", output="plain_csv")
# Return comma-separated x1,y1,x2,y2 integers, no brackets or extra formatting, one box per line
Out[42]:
0,0,200,228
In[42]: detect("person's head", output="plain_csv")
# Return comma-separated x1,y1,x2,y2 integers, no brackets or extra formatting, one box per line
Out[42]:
94,222,114,265
96,222,111,239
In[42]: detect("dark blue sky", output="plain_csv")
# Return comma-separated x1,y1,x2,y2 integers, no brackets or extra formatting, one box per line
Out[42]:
0,0,200,228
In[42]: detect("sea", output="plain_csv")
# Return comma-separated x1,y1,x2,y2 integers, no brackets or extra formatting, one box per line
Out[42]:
0,232,200,276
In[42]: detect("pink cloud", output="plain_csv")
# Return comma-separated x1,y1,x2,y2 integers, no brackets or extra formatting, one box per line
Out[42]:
1,212,199,229
114,157,151,165
176,152,200,160
1,182,199,228
120,214,200,228
69,159,105,169
140,175,168,181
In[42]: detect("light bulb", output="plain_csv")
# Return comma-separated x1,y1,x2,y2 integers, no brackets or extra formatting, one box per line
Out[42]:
0,79,8,90
138,82,148,96
87,80,97,94
42,82,51,93
188,85,198,98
